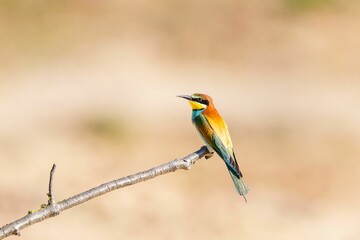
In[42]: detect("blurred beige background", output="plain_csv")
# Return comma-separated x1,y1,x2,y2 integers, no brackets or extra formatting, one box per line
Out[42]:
1,0,360,239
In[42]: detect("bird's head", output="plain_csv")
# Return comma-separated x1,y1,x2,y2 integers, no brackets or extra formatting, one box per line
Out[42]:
177,93,213,110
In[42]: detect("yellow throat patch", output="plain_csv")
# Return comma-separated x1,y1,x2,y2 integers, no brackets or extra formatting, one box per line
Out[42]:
189,100,206,110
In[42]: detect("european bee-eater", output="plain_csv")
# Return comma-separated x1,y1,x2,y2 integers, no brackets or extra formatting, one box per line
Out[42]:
178,93,249,201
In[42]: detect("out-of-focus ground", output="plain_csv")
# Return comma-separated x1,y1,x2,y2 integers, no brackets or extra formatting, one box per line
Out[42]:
1,1,360,239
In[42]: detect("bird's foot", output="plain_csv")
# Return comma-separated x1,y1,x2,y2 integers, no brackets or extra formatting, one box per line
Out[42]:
205,152,214,160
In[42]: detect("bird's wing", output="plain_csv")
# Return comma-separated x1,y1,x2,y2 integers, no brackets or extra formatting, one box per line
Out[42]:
194,114,241,178
205,113,233,151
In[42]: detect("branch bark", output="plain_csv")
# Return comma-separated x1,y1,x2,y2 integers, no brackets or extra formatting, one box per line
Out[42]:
0,146,210,239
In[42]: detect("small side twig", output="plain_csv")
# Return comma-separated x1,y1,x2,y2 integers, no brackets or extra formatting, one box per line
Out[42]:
47,164,56,206
12,228,20,237
0,146,210,239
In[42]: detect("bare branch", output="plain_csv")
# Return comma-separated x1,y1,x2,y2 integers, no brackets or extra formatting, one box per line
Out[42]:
0,146,210,239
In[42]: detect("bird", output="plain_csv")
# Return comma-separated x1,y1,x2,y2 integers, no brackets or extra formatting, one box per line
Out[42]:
178,93,249,201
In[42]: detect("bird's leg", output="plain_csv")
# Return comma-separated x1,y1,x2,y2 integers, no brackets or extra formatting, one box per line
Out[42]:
205,152,214,160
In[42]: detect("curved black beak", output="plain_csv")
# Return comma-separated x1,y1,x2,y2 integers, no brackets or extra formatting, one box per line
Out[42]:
177,95,192,100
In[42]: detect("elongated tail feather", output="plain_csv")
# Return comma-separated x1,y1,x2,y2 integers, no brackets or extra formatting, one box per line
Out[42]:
228,168,249,202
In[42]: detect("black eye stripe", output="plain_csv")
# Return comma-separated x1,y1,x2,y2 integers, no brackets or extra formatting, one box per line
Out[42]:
193,98,209,105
